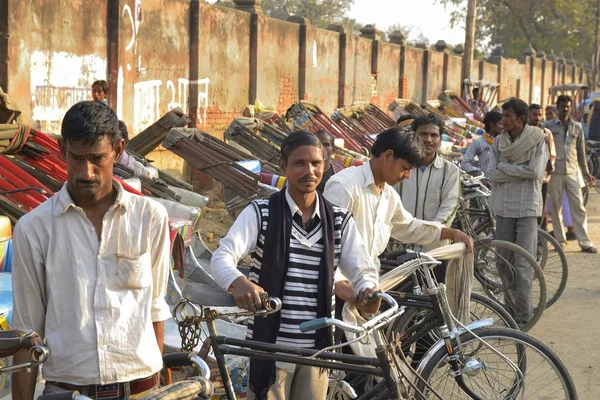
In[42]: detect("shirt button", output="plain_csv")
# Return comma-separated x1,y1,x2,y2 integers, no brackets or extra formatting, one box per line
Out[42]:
103,345,107,350
99,316,104,321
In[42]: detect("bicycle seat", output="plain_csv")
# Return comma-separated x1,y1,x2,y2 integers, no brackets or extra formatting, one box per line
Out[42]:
0,330,39,358
587,140,600,148
182,283,237,307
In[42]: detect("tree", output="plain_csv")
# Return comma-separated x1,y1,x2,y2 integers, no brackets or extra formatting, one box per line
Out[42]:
438,0,596,63
383,23,413,42
213,0,355,29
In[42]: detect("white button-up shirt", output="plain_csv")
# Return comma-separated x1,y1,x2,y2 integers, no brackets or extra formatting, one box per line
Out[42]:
210,189,378,294
11,181,171,385
324,162,442,272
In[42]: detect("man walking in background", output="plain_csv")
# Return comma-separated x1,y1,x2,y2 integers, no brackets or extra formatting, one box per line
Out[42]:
461,111,503,175
546,95,597,253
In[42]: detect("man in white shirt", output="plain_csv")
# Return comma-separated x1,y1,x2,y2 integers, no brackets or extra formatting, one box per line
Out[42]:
324,127,473,302
12,101,171,399
210,131,378,400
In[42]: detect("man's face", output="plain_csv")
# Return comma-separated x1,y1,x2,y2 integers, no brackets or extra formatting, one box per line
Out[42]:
280,145,324,194
380,150,415,186
59,135,123,198
501,109,523,133
545,108,557,121
557,101,571,119
415,124,441,158
92,84,106,102
316,132,334,163
489,121,503,137
529,108,543,127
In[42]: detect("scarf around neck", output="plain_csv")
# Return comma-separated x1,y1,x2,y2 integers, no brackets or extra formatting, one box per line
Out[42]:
250,188,336,399
497,125,546,164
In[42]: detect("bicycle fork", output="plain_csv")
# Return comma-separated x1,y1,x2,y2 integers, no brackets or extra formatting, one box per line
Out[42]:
373,330,410,400
206,319,237,400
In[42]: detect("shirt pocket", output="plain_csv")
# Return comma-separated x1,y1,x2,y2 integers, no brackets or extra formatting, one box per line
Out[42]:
115,251,152,289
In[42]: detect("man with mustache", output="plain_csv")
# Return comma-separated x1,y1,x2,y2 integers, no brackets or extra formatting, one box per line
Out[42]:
11,101,171,399
546,95,597,252
324,127,473,305
395,114,461,282
210,131,378,400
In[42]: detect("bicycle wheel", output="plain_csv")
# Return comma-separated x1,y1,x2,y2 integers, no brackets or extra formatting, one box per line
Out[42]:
386,293,520,363
415,327,577,399
537,229,568,308
473,240,547,331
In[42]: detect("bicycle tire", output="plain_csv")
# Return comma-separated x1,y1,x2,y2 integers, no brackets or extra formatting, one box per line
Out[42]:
385,292,520,363
472,240,547,331
537,229,569,308
415,327,577,399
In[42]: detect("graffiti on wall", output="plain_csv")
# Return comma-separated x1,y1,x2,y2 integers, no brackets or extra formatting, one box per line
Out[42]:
132,78,210,133
30,51,107,133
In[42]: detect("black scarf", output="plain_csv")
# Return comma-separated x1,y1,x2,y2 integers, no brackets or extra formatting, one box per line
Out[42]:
249,188,336,399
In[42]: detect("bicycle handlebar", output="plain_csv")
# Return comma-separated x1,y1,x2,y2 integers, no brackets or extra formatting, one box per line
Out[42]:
299,292,398,334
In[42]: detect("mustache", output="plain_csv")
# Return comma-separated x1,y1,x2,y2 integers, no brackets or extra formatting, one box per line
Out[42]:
76,179,100,184
299,176,318,183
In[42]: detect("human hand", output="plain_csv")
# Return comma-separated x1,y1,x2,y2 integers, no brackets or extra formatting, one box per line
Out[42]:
230,276,265,311
334,280,355,302
452,229,474,254
354,286,381,315
584,173,596,186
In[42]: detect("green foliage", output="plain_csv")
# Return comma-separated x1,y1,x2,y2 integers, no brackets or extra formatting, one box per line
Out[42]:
438,0,596,63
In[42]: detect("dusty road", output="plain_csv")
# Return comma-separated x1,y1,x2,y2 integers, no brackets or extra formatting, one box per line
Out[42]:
530,191,600,399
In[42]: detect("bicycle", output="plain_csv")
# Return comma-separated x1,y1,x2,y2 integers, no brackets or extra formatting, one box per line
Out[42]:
458,175,568,310
173,245,577,399
0,330,214,400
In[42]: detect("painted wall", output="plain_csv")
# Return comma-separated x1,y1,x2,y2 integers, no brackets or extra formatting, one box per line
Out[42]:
3,1,591,181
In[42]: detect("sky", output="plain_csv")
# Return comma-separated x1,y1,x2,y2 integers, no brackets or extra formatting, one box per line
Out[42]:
347,0,466,45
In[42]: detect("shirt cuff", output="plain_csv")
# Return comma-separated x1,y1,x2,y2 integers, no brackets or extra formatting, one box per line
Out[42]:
353,279,377,295
152,297,172,322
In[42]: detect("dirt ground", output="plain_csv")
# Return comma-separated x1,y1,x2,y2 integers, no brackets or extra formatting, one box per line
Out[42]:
530,190,600,399
197,184,600,398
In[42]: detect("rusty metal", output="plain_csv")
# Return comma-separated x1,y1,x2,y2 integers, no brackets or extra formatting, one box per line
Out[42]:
163,128,260,199
113,163,182,201
224,118,280,163
127,108,190,156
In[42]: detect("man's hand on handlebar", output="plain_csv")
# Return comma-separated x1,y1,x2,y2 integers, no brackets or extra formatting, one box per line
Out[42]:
230,276,265,311
355,286,381,315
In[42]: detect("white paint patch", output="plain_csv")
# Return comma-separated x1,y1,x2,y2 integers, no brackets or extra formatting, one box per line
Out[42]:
117,66,124,119
133,80,162,133
30,50,106,133
533,85,542,105
312,40,318,68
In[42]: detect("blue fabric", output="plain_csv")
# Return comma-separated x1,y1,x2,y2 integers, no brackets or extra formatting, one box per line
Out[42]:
0,272,13,326
2,240,12,273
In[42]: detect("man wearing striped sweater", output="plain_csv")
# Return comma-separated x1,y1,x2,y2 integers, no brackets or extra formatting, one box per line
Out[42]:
210,131,379,400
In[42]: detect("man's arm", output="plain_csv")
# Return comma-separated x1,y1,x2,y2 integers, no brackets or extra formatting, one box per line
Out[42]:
576,126,591,177
435,164,461,227
153,321,164,354
497,141,549,180
210,204,264,310
11,223,46,400
149,207,173,332
487,141,521,183
460,140,481,173
323,178,354,211
389,196,443,246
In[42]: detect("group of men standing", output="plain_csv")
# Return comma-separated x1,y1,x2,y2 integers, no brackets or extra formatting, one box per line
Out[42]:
8,92,595,400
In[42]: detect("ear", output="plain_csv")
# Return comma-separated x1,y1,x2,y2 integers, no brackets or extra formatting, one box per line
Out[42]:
113,138,126,162
383,149,394,161
58,138,67,161
279,158,287,175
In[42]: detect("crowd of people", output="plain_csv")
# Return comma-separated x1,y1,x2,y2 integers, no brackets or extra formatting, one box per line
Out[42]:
6,84,595,400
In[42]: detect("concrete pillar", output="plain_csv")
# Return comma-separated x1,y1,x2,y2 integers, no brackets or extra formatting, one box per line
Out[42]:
328,24,347,108
286,16,310,101
233,0,263,14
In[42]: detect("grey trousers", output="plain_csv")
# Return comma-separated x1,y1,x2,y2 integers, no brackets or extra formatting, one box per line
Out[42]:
548,173,593,248
495,216,538,324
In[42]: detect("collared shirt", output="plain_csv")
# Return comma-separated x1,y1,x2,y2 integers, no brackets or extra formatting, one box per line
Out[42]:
396,155,460,250
545,118,589,176
323,162,442,272
210,189,378,295
487,134,549,218
12,181,171,385
461,136,492,174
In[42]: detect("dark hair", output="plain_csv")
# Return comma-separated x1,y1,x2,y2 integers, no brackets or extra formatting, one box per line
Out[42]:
92,80,109,94
529,103,542,112
556,94,572,107
119,120,129,142
371,126,423,166
410,113,445,134
61,101,122,145
501,98,529,123
280,130,323,163
315,129,333,142
483,111,502,132
545,105,558,113
396,114,416,126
